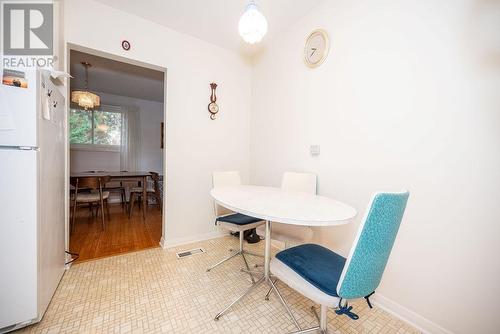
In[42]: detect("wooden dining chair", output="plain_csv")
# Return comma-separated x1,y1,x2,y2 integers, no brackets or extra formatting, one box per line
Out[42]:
128,172,162,218
70,175,111,234
103,181,126,209
85,171,126,209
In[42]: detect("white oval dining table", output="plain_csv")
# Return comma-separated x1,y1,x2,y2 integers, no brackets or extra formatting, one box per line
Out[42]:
211,185,357,227
210,185,357,323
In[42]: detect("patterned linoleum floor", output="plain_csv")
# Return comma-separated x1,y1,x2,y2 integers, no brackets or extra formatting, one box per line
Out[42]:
18,236,420,333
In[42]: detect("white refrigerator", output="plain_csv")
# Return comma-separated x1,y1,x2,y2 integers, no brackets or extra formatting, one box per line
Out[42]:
0,69,66,333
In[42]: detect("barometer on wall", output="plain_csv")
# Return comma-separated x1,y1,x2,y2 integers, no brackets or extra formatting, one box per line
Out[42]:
208,83,219,120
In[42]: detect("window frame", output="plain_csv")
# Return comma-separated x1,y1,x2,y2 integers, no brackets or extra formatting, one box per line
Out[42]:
69,105,123,152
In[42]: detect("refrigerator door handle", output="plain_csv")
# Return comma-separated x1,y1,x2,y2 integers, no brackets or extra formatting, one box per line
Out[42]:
0,146,39,151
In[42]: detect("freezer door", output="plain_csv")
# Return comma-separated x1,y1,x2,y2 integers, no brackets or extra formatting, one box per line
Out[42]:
0,70,38,147
0,149,38,329
37,75,66,318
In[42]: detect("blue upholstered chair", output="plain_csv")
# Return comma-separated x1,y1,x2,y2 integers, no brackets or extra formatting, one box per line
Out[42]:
270,191,409,333
206,172,264,278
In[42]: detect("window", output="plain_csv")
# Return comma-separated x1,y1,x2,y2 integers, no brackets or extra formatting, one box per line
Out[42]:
70,106,122,148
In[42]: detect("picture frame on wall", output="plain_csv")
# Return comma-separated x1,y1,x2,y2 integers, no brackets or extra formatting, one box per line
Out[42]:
161,122,164,149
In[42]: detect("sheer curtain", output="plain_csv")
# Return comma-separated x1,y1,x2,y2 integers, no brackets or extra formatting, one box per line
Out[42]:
120,106,141,171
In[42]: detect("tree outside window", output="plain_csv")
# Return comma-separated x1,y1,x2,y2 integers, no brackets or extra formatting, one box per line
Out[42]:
70,107,122,147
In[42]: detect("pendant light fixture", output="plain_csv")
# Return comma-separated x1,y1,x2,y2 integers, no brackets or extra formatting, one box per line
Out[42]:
238,0,268,44
71,62,100,110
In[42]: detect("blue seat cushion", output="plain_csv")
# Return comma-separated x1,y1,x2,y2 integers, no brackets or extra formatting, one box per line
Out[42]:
216,213,262,225
275,244,346,297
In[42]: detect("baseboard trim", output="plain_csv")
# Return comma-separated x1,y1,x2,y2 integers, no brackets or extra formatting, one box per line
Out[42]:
160,230,227,249
159,236,166,249
372,294,453,334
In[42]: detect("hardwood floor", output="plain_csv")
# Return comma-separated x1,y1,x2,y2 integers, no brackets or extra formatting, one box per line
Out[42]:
69,203,162,263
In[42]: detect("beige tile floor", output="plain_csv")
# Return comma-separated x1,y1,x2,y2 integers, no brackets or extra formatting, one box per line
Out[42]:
18,236,420,333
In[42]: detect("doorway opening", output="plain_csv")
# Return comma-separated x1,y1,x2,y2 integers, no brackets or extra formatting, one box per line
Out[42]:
67,47,166,263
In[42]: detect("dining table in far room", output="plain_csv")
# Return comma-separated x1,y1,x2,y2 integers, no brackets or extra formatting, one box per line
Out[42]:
70,171,153,219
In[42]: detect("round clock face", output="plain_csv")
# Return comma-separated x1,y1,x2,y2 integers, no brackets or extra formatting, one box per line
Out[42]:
304,29,329,68
208,102,219,114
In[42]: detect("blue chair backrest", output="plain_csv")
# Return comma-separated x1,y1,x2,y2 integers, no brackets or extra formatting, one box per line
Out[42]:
337,191,409,299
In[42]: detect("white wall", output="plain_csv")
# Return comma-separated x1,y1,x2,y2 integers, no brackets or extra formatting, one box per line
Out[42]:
70,149,120,172
251,1,500,333
70,92,164,173
63,0,500,332
65,0,252,245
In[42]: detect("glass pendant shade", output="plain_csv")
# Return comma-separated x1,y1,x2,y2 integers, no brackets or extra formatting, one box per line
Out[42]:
71,62,101,110
71,90,100,110
238,1,268,44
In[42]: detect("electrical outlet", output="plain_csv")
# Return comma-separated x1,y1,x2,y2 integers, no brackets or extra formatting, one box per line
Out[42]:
310,145,320,156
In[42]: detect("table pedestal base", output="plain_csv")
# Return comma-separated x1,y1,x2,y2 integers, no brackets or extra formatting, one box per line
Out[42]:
213,275,301,332
214,220,302,330
207,231,264,283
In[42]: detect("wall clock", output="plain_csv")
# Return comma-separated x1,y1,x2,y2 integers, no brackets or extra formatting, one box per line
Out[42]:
304,29,329,68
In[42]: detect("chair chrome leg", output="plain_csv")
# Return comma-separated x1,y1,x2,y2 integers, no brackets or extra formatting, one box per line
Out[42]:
311,306,320,322
289,305,327,334
279,302,331,334
264,278,277,301
206,251,240,272
237,233,257,283
319,305,328,333
241,253,256,283
268,278,301,330
214,276,265,321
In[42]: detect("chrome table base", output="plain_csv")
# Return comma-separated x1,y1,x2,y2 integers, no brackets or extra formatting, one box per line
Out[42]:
213,221,302,331
213,274,301,331
212,220,331,333
207,230,263,283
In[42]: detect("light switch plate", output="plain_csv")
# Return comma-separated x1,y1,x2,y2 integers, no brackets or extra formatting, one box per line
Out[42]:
310,145,320,156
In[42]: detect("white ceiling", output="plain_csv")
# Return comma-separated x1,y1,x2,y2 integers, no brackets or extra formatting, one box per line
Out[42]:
70,50,164,102
70,1,324,102
93,0,325,56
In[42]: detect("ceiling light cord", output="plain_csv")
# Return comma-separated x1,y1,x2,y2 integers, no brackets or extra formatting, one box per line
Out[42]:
82,62,91,91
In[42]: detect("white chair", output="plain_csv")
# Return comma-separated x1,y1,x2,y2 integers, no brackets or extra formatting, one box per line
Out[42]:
206,171,265,278
269,191,410,333
256,172,317,247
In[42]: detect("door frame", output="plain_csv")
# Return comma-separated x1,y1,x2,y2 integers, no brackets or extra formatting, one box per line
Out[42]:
64,43,168,261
